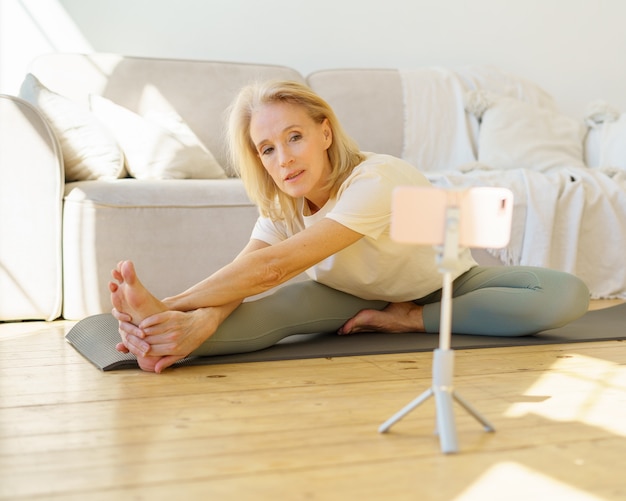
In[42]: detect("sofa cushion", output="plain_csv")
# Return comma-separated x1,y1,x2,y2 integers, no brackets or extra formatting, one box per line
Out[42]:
307,69,404,158
466,91,586,171
64,177,253,206
89,95,227,179
19,74,125,181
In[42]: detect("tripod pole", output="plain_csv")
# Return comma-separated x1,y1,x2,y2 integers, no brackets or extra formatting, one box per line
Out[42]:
438,270,453,351
432,268,458,452
379,202,495,453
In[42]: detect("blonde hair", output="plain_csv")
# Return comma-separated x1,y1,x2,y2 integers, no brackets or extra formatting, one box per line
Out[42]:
227,80,365,221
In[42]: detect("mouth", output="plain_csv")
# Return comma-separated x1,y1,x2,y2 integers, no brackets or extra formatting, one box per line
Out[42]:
284,170,304,182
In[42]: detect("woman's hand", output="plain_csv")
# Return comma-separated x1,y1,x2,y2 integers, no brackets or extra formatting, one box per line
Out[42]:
113,308,168,373
134,308,217,372
112,308,146,353
114,308,212,373
113,302,239,373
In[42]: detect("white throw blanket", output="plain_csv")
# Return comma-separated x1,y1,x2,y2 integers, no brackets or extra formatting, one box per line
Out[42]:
429,165,626,299
400,68,477,172
400,67,626,298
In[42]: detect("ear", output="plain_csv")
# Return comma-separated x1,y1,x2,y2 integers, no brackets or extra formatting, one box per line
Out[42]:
321,118,333,149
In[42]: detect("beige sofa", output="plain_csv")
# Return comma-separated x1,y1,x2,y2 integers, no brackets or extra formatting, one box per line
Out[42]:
2,53,624,321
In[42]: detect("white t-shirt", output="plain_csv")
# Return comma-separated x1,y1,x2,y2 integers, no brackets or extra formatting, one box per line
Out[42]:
251,153,477,302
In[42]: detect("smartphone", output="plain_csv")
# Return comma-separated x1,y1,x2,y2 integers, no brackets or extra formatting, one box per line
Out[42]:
390,186,513,249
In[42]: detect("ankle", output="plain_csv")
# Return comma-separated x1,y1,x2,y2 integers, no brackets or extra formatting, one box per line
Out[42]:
406,303,425,332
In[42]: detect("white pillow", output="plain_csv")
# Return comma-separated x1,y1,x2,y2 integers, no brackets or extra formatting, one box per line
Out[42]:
19,74,125,181
466,91,586,171
584,102,626,170
596,115,626,170
89,95,226,180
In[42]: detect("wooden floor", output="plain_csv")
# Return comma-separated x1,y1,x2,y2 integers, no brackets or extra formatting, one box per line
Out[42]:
1,300,624,500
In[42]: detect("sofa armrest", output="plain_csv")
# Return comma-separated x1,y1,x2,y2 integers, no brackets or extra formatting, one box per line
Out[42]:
0,95,63,320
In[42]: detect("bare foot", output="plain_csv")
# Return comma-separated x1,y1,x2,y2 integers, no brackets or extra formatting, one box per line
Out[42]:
110,260,167,324
109,260,167,372
338,302,425,335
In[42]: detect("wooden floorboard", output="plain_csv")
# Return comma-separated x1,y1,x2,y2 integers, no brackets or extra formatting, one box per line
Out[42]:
0,300,624,500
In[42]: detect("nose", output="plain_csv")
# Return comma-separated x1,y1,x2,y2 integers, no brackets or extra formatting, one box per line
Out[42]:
278,146,294,168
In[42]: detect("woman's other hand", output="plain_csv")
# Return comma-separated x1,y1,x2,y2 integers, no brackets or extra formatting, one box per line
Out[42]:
112,307,168,372
135,308,220,373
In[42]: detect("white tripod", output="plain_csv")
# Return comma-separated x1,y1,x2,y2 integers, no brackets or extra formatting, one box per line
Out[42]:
379,187,513,454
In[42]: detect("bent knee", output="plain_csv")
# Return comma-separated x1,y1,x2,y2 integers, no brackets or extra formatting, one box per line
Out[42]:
545,272,590,327
564,274,590,316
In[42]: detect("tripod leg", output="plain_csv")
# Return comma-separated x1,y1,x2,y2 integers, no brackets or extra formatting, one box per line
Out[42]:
434,387,458,453
430,348,459,453
379,387,434,433
453,391,496,432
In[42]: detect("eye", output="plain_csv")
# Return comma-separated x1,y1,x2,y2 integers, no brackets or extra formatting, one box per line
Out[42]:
260,146,274,156
289,133,302,142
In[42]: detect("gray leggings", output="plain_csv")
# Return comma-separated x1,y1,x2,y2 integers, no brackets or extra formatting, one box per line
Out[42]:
191,266,590,357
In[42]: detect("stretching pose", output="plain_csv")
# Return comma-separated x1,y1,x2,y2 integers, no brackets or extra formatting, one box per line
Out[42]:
110,80,590,373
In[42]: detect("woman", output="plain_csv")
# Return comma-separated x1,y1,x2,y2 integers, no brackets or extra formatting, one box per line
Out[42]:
110,80,589,373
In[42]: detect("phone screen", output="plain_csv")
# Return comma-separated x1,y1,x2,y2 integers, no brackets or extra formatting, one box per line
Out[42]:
391,186,513,249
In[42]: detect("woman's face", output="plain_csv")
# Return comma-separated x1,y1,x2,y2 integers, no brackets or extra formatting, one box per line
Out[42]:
249,101,333,212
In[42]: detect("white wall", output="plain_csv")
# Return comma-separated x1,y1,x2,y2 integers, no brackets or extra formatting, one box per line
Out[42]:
2,0,626,118
0,0,93,92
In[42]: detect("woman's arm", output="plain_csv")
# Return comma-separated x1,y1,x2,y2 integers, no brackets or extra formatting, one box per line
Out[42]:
113,239,272,368
113,218,362,372
163,218,363,312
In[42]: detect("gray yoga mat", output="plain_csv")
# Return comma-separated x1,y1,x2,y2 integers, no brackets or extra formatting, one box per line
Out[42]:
65,303,626,371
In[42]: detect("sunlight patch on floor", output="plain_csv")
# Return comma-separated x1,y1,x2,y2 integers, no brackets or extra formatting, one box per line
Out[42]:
504,353,626,437
454,461,605,501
